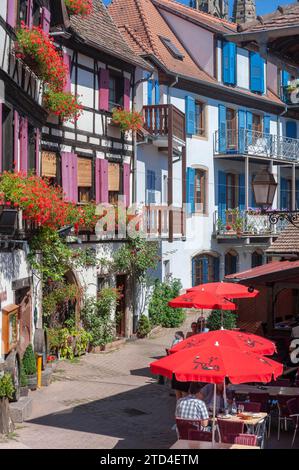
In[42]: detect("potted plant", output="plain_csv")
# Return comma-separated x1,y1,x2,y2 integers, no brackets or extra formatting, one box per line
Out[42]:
22,344,37,391
137,315,152,338
0,373,15,434
19,361,29,397
112,108,144,133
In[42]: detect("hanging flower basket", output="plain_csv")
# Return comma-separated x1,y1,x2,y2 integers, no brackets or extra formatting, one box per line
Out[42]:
43,90,83,123
112,108,144,133
65,0,93,16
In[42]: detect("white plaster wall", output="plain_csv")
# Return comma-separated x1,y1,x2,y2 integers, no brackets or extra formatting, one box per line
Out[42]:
0,1,7,20
237,48,249,90
267,61,278,94
77,68,94,109
217,41,222,83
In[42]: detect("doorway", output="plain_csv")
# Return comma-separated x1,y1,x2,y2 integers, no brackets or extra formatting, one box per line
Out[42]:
15,287,32,355
116,275,127,337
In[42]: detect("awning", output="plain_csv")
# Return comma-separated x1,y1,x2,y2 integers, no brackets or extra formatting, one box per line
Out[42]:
225,260,299,286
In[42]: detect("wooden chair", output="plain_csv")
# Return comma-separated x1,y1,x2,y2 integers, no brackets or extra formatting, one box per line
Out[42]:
217,418,244,444
176,419,202,440
234,434,258,447
188,429,213,442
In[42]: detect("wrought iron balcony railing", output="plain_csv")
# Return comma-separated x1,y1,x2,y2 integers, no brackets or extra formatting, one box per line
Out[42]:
214,129,299,163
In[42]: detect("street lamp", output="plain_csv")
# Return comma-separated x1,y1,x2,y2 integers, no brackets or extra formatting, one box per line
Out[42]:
252,168,277,207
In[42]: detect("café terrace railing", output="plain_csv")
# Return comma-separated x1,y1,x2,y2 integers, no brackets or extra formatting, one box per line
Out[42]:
214,129,299,163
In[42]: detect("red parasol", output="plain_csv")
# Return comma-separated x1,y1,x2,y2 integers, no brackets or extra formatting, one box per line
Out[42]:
150,343,283,385
170,329,276,356
168,290,236,310
187,282,259,300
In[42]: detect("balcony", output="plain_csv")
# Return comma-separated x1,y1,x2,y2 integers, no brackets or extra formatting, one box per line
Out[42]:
214,209,287,240
142,104,186,149
214,129,299,164
145,205,185,240
8,51,42,106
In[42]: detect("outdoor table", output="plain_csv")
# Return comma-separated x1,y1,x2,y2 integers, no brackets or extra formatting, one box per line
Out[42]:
170,440,259,450
229,385,299,397
214,412,268,427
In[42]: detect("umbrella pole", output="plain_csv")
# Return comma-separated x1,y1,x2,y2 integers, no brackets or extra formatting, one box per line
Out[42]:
212,383,217,448
223,379,227,409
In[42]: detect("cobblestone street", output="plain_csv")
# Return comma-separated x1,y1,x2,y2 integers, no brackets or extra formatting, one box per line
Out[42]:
0,321,197,450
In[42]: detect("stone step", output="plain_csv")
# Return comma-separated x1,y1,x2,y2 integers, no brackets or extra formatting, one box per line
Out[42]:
9,397,32,423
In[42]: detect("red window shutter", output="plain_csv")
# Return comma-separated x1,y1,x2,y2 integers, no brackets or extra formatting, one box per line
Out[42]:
98,69,109,111
61,152,71,201
41,7,51,34
7,0,16,28
35,129,40,176
71,153,78,203
27,0,33,27
123,78,130,112
0,104,2,173
63,53,71,92
14,111,19,170
123,162,131,208
95,159,108,203
20,117,28,173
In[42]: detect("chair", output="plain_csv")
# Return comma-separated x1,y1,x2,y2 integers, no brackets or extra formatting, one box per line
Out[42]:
237,401,262,413
276,395,298,440
217,418,244,444
188,429,213,442
176,419,201,440
234,434,258,447
287,398,299,447
248,393,271,438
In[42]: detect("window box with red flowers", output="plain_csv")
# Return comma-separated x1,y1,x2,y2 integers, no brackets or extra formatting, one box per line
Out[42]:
64,0,93,16
112,108,144,134
43,90,83,123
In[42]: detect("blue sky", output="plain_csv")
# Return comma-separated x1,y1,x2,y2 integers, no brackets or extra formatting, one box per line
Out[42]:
104,0,295,16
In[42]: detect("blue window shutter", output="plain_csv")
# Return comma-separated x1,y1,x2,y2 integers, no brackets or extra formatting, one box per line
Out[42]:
286,121,297,139
213,257,220,282
250,52,264,93
218,105,227,153
251,173,256,208
186,167,195,215
247,111,253,145
147,80,153,105
218,170,227,224
238,110,246,153
280,177,288,209
282,70,290,87
154,80,160,105
185,96,195,135
222,42,236,85
264,115,271,135
202,257,209,284
239,174,245,212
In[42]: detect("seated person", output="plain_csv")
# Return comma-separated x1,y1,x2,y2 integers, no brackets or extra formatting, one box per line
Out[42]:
186,322,198,339
199,383,227,414
176,382,209,428
171,331,185,347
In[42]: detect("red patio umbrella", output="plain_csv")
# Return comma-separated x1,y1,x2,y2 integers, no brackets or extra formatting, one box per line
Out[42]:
187,282,259,300
168,290,237,310
170,330,276,356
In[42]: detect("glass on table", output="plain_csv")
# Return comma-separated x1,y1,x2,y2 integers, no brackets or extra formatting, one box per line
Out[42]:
238,404,245,414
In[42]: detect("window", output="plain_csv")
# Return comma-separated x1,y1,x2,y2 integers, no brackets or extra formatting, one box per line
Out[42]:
2,105,14,172
252,113,262,144
78,157,92,203
41,151,58,185
195,101,205,136
109,74,124,111
192,254,219,286
226,108,237,150
18,0,28,25
146,170,156,204
18,0,41,27
159,37,184,60
194,169,207,214
252,251,263,268
226,173,238,210
108,162,121,204
225,251,238,276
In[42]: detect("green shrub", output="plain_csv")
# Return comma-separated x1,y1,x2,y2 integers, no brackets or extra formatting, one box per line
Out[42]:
22,344,37,376
0,373,15,399
47,327,92,360
148,278,186,328
137,315,152,338
20,361,28,387
206,310,237,331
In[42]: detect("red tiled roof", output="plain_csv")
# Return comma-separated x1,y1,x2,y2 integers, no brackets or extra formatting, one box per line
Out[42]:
226,260,299,282
238,3,299,33
153,0,237,34
266,223,299,255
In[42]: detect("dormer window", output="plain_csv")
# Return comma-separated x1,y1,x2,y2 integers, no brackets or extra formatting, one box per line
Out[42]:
159,37,184,60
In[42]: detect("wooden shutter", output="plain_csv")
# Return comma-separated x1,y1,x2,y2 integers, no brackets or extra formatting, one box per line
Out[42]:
186,167,195,215
108,163,120,191
62,152,77,202
246,111,253,145
218,105,227,153
238,110,246,154
95,159,108,204
286,121,297,139
7,0,16,28
147,79,153,105
185,96,195,135
42,151,57,178
78,157,92,187
63,53,71,93
218,170,227,224
0,104,2,173
35,129,40,176
123,78,130,112
41,7,51,33
250,52,265,93
264,115,271,135
26,0,33,27
20,117,28,173
239,174,245,212
99,69,109,111
123,162,130,207
222,42,236,85
13,111,19,169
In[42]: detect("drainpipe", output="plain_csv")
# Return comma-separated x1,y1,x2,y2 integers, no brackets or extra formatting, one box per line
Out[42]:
167,75,179,105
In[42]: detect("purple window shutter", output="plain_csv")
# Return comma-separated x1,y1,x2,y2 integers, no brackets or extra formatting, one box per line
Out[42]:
27,0,33,27
0,104,2,173
123,78,131,112
61,152,71,201
99,69,110,111
7,0,16,28
41,7,51,34
71,153,78,203
95,159,108,203
35,129,40,175
14,111,19,170
63,53,71,92
20,117,28,173
123,162,131,208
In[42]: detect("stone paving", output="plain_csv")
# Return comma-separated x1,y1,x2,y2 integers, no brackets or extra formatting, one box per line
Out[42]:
0,314,297,449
